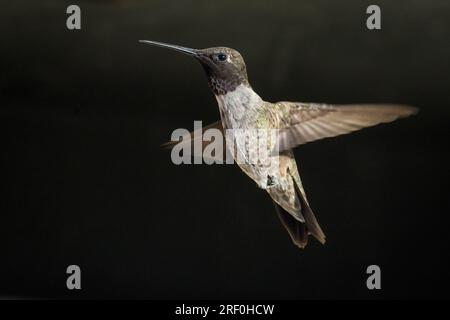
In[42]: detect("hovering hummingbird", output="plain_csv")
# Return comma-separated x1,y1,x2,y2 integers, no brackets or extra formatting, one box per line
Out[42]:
140,40,417,249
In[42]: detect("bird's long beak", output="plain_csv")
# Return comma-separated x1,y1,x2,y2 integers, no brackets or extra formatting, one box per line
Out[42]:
139,40,199,57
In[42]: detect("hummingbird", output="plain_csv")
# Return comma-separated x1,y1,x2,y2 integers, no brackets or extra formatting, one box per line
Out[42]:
140,40,418,249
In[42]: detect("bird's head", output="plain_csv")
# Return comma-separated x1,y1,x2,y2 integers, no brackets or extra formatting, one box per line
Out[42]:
140,40,249,95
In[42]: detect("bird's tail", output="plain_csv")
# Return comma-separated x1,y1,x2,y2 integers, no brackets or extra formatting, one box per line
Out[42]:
273,176,326,249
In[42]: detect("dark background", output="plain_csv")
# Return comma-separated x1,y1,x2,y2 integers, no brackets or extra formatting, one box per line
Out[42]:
1,0,449,299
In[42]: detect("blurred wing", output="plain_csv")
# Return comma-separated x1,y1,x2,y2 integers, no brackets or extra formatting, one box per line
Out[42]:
275,103,418,151
161,121,226,162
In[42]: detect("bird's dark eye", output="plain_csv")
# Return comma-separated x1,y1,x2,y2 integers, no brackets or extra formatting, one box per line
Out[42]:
217,53,227,61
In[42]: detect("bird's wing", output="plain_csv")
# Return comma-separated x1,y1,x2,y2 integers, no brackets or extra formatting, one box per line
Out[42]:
274,103,418,152
162,121,226,163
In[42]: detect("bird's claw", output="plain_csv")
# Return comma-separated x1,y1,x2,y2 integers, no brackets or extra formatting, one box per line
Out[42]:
257,175,279,190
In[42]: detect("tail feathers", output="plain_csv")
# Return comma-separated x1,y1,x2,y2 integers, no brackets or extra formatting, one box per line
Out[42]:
273,201,309,248
273,179,326,249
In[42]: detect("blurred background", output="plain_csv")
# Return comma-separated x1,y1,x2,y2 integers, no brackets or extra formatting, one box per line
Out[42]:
0,0,449,299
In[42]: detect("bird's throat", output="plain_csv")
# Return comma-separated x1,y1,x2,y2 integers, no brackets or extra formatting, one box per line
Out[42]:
215,84,263,129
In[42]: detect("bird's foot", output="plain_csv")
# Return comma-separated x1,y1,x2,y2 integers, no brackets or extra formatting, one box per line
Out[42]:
267,175,277,187
256,175,279,190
